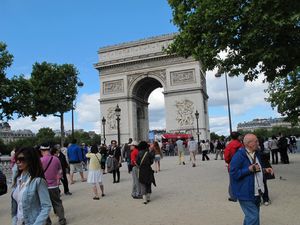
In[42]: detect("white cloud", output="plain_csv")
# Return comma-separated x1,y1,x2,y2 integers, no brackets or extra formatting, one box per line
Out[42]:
209,116,230,135
76,92,101,133
207,71,270,116
76,93,100,123
9,116,63,133
148,88,165,110
149,118,166,130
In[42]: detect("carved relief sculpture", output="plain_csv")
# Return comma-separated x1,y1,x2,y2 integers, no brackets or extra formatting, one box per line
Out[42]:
175,100,194,126
106,107,117,130
103,79,124,94
170,69,195,86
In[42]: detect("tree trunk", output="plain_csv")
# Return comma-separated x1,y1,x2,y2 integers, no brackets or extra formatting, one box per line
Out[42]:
60,112,65,147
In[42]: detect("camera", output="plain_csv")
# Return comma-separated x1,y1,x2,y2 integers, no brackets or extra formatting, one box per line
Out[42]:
252,163,261,173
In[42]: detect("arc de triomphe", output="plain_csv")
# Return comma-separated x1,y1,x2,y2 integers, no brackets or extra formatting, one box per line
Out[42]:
94,34,210,144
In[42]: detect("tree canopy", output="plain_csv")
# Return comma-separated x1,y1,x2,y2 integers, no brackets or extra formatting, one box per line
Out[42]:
266,67,300,125
0,42,14,120
36,127,56,145
29,62,80,146
167,0,300,82
30,62,79,118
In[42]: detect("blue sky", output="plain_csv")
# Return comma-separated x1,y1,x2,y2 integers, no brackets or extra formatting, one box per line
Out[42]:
1,0,278,135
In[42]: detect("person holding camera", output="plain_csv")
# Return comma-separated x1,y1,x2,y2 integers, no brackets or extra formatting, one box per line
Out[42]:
230,134,274,225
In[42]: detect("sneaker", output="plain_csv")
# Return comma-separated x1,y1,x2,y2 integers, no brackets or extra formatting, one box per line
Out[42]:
228,198,237,202
264,201,270,206
192,163,196,167
93,197,100,200
183,162,185,165
65,192,72,195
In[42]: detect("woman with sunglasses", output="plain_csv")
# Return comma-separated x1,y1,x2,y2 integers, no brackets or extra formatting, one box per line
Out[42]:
11,147,51,225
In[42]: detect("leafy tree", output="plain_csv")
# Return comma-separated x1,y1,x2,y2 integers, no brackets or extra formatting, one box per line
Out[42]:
29,62,80,146
0,138,8,155
91,134,101,145
65,131,91,145
0,42,14,120
4,75,34,119
167,0,300,82
266,67,300,125
6,137,37,152
36,127,55,145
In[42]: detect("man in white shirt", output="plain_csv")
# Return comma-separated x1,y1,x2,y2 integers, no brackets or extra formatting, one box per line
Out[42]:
187,137,198,167
176,139,186,165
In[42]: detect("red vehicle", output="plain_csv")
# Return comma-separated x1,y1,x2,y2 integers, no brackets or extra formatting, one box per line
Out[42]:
161,133,192,146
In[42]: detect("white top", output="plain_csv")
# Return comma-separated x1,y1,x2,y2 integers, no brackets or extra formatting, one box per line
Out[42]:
13,174,31,225
176,140,185,152
188,140,198,152
269,139,278,150
245,150,265,196
201,142,210,151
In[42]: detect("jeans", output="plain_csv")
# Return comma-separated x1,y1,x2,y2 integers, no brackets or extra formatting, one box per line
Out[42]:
262,179,269,203
239,197,261,225
202,150,210,161
228,175,236,200
46,187,66,225
271,149,278,164
131,166,141,197
113,168,120,182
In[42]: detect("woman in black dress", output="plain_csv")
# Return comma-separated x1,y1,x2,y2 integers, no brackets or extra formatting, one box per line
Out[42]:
107,140,122,183
136,141,156,204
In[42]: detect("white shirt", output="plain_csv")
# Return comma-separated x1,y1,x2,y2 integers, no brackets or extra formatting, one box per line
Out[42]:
245,149,265,196
188,140,198,152
13,174,31,225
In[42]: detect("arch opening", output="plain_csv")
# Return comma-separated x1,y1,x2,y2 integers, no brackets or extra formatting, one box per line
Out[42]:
131,77,165,141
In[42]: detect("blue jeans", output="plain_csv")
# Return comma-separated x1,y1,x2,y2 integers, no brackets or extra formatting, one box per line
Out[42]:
239,197,261,225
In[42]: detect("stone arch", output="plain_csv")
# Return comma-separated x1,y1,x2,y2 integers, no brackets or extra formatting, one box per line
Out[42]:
128,74,165,141
95,34,210,144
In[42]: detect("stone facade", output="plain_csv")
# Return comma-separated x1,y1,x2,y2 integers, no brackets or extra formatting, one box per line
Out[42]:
0,122,35,144
94,34,210,144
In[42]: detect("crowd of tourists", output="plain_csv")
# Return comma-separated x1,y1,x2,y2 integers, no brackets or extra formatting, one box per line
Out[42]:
0,138,162,225
0,132,298,225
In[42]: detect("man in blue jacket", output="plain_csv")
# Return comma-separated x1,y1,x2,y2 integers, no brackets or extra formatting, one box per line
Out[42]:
230,134,273,225
67,139,86,184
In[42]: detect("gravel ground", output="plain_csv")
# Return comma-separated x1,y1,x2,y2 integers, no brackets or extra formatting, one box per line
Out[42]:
1,153,300,225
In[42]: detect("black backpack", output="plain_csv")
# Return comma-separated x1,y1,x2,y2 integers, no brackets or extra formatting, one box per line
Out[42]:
0,170,8,196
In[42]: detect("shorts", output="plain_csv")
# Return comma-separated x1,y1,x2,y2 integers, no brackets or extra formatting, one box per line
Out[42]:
70,163,83,173
154,155,161,162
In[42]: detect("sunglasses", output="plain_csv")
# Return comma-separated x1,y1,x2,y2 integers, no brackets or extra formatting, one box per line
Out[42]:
16,156,26,162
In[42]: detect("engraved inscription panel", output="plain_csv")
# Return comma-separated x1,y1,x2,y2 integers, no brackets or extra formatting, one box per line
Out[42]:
103,79,124,94
170,69,195,86
100,40,172,62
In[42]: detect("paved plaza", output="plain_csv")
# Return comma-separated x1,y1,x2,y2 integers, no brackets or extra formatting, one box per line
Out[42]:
1,153,300,225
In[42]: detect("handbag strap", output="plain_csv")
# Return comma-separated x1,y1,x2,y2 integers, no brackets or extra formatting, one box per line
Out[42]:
95,154,101,166
44,156,53,173
140,152,148,166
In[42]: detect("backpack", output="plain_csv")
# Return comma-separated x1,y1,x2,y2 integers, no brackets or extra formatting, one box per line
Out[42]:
0,170,8,196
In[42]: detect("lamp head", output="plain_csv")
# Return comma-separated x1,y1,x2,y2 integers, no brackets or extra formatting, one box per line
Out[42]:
101,116,106,125
115,104,121,117
195,110,199,119
77,81,84,87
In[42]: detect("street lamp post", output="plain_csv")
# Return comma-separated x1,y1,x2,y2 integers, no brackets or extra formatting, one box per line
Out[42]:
102,116,106,145
215,69,232,134
115,105,121,145
71,80,84,140
195,110,200,148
